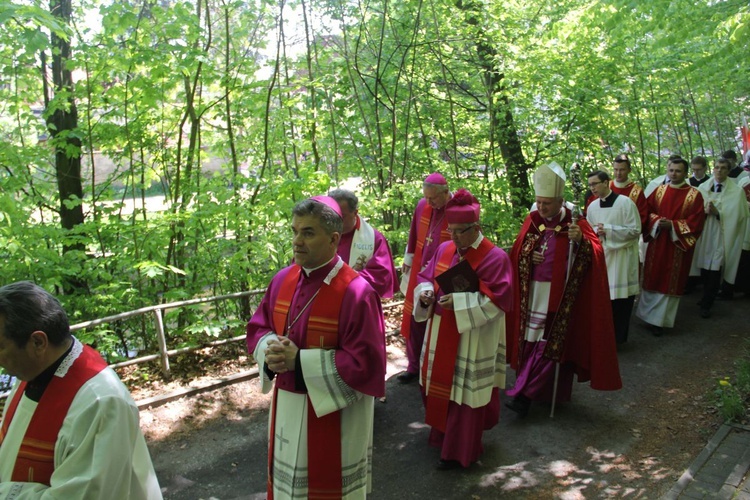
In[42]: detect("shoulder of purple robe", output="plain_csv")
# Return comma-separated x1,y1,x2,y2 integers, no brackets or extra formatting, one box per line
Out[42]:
473,244,514,312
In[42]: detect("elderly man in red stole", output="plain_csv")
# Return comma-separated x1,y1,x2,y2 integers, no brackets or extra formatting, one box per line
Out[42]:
0,282,162,499
636,157,706,336
246,196,386,499
328,188,399,299
412,189,513,470
505,162,622,418
398,173,452,384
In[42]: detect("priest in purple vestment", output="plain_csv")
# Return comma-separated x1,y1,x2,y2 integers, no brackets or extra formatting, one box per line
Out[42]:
328,189,399,298
399,173,452,383
246,196,386,498
413,189,513,469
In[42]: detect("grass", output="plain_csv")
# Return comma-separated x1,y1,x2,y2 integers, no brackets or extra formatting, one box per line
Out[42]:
715,344,750,423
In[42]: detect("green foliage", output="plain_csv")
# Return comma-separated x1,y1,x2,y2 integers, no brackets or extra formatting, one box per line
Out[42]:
715,377,746,423
0,0,747,360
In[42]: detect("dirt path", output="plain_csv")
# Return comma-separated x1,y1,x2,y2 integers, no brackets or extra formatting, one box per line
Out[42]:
142,295,748,499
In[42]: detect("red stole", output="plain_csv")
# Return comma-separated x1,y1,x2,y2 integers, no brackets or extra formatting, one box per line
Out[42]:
508,213,622,390
0,344,107,485
643,185,705,294
401,204,449,339
422,239,495,432
267,263,357,500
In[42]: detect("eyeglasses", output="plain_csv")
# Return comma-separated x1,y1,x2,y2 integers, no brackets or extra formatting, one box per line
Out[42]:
587,180,604,188
446,225,476,235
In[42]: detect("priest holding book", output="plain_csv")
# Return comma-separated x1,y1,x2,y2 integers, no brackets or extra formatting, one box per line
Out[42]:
413,189,513,470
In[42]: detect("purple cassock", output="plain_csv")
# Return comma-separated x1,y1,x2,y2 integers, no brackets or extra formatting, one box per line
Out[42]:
415,236,514,467
337,216,399,299
246,256,386,397
403,198,450,373
406,198,448,265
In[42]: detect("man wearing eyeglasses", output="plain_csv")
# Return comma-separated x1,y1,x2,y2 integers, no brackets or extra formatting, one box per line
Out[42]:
505,163,621,419
584,155,647,231
586,170,642,344
636,157,706,335
412,189,513,469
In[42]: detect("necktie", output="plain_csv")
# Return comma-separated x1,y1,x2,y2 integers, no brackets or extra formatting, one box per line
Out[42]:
715,183,722,193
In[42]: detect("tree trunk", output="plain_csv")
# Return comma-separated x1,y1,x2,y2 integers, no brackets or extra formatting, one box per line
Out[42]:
456,0,532,216
46,0,87,293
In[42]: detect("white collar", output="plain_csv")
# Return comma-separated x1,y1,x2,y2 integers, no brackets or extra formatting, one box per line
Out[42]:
302,255,338,277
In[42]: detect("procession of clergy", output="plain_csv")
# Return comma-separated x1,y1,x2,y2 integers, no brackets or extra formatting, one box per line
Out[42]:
2,152,749,499
247,151,750,499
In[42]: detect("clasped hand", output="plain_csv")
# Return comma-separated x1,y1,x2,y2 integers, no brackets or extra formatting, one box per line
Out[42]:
657,219,672,231
265,336,298,374
419,290,454,310
706,202,719,216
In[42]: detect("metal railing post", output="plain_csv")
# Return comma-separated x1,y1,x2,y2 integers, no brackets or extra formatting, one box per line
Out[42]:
153,309,171,379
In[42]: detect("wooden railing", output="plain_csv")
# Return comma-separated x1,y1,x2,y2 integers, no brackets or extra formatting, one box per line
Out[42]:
70,289,266,379
2,291,404,407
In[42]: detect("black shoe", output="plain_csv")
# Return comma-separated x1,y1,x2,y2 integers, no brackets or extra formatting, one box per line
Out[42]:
504,396,531,417
700,308,712,319
649,325,663,337
436,459,463,470
716,293,733,301
397,371,418,384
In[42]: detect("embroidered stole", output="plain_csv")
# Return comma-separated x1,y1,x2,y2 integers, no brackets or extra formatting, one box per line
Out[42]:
348,216,376,271
422,239,495,432
627,183,643,204
401,205,449,339
515,210,593,363
0,345,107,485
268,264,357,499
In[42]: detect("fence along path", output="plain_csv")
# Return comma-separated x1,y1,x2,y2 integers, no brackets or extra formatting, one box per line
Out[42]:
0,291,403,410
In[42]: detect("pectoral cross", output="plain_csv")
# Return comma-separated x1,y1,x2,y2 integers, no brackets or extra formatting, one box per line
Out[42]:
540,240,550,254
275,427,290,451
425,235,433,244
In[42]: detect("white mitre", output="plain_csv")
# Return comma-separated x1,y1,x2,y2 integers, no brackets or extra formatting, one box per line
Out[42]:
533,162,566,197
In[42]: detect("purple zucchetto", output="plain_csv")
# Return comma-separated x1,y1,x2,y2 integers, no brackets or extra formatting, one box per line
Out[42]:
424,172,448,185
309,195,343,219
